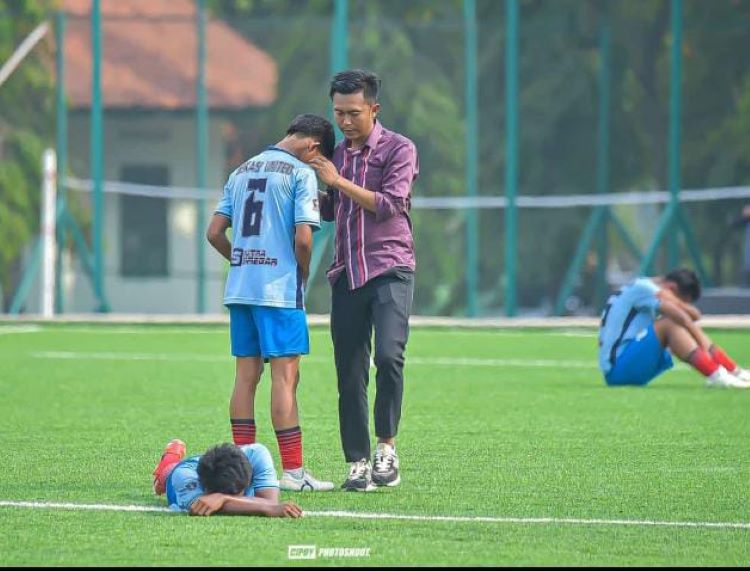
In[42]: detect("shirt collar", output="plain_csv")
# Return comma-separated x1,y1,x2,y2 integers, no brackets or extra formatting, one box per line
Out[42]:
346,120,383,152
267,145,298,160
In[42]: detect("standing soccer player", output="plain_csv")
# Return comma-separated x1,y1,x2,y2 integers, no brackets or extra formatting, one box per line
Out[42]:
206,114,335,491
309,69,419,492
599,267,750,388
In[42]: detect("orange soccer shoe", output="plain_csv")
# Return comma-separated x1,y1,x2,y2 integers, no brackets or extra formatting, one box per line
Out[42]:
152,439,186,496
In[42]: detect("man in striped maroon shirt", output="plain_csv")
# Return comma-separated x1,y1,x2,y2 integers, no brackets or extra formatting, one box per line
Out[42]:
310,69,419,492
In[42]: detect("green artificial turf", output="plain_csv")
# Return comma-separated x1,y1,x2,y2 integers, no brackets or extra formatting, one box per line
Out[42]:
1,324,749,566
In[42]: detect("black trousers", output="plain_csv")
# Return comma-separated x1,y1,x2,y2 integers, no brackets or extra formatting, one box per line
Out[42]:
331,268,414,463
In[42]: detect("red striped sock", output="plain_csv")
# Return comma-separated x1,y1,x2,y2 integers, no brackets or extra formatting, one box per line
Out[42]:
231,418,256,445
709,345,738,373
688,347,720,377
275,426,303,471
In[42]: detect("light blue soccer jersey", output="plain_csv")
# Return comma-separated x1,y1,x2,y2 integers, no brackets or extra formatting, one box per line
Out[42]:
215,146,320,309
598,278,662,375
166,443,279,512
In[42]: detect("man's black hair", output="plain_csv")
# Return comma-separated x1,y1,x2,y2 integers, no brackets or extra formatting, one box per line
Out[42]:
329,69,381,103
665,267,701,302
286,113,335,160
197,443,253,495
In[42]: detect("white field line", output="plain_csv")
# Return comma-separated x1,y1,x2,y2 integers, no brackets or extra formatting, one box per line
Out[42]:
408,356,597,368
0,501,748,530
4,326,596,336
31,327,230,335
0,325,42,334
557,331,598,338
30,351,601,369
304,510,750,530
32,351,228,363
30,350,693,371
0,500,170,513
4,314,750,329
31,351,688,370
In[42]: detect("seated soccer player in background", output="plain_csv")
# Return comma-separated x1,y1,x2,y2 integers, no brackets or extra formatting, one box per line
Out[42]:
598,267,750,388
152,439,302,517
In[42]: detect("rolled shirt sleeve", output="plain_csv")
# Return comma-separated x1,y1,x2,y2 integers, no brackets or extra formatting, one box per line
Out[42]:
374,141,419,223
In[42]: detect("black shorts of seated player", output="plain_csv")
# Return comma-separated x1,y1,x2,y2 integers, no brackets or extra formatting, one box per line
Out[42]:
197,443,253,495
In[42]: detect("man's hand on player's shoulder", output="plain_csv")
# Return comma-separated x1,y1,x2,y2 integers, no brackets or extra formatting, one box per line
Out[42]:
309,156,340,187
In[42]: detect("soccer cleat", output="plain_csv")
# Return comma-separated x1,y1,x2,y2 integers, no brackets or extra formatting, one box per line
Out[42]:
341,459,376,492
152,439,186,496
279,468,334,492
372,443,401,487
706,368,750,389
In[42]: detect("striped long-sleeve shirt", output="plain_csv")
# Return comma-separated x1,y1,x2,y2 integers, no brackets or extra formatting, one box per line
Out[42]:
320,121,419,290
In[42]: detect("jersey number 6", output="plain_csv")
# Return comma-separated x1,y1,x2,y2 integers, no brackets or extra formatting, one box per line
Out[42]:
242,178,267,237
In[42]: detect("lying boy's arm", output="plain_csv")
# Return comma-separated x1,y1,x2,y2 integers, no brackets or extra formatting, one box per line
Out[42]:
254,487,280,503
222,497,302,518
189,493,301,518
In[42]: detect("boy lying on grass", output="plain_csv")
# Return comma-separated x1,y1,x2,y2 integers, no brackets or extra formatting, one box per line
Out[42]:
152,439,301,517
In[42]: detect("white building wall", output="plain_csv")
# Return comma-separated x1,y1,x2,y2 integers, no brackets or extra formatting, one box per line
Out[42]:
57,113,229,314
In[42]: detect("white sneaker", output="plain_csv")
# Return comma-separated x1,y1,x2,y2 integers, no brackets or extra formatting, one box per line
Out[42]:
341,459,376,492
731,367,750,383
372,443,401,487
280,468,334,492
706,367,750,389
729,374,750,389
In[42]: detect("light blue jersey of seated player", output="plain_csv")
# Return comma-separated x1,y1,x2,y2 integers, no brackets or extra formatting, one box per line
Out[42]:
166,443,279,512
215,146,321,309
598,277,662,375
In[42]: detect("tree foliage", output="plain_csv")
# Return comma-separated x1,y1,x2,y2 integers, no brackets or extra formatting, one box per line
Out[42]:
0,0,54,309
4,0,750,314
206,0,750,315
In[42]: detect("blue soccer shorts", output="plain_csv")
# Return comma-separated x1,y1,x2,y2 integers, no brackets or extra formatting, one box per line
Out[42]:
605,324,674,386
228,304,309,359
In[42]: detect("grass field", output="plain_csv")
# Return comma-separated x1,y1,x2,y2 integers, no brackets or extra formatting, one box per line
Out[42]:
1,323,750,566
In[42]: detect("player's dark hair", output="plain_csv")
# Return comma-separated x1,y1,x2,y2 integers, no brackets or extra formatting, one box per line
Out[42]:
197,443,253,495
329,69,381,103
665,267,701,302
286,113,335,160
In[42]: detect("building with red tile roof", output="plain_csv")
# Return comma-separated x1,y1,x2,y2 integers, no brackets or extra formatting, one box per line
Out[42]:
56,0,279,314
61,0,277,110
